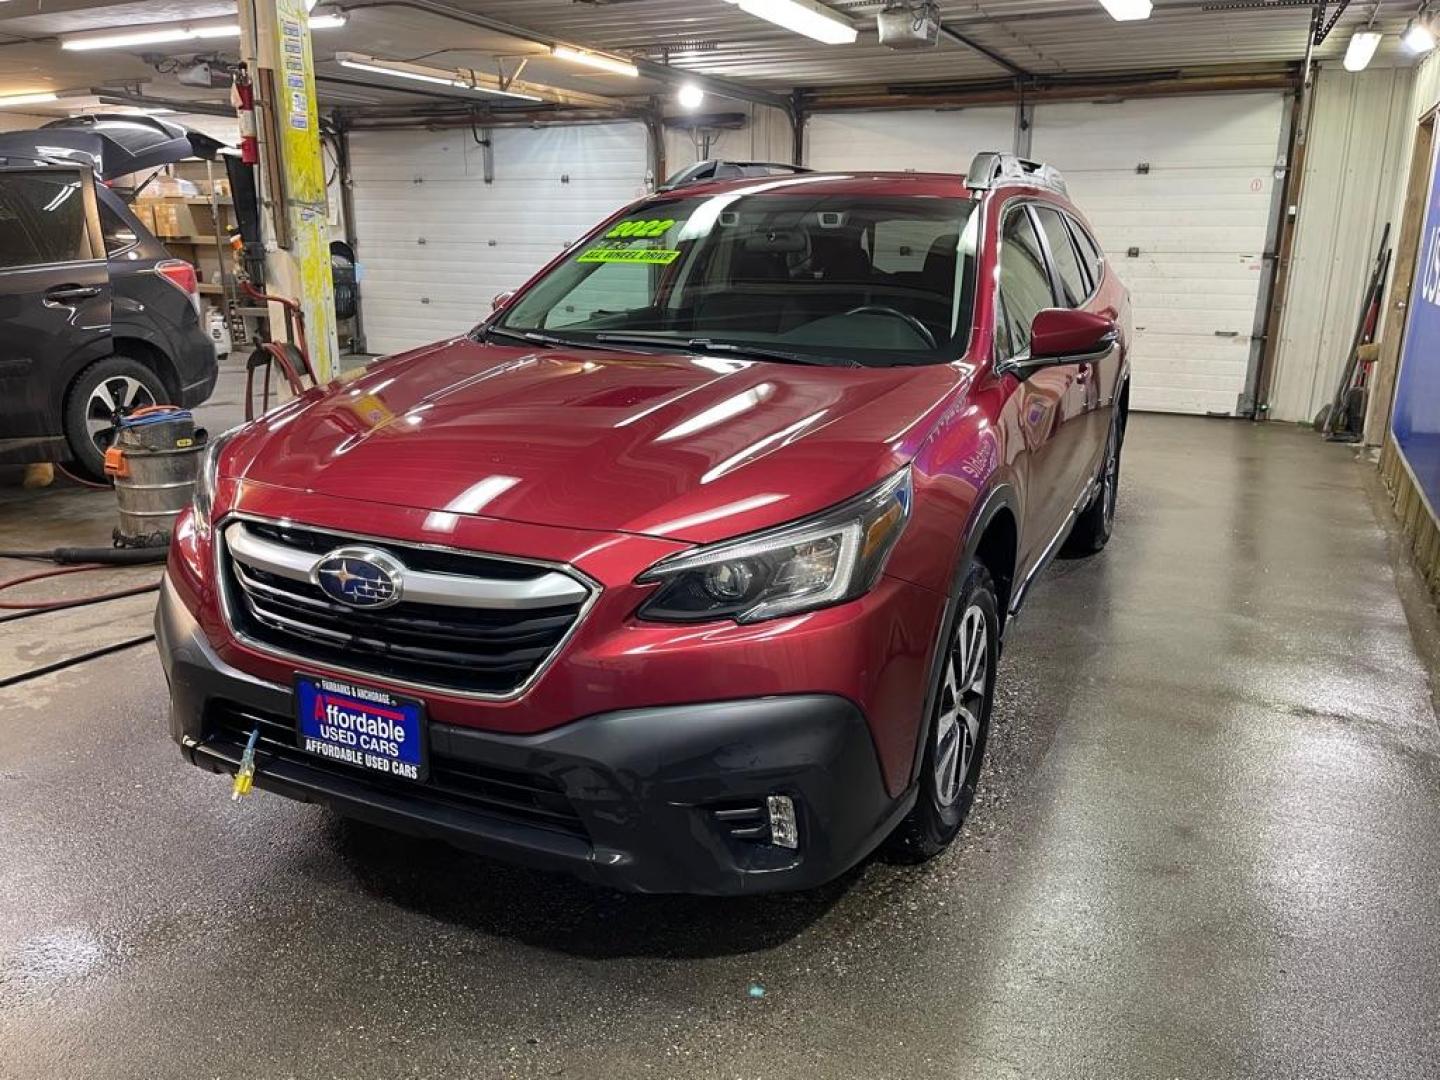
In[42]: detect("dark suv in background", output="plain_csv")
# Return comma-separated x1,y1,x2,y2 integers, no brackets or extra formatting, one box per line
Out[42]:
0,116,220,479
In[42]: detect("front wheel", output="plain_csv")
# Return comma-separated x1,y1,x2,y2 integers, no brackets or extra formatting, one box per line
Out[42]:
887,562,999,863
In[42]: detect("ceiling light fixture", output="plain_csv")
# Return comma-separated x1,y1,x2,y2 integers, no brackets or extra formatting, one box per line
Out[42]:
1403,15,1437,53
677,81,705,109
721,0,858,45
550,45,639,77
1343,29,1383,71
335,53,545,102
1098,0,1153,21
61,12,345,51
0,91,59,108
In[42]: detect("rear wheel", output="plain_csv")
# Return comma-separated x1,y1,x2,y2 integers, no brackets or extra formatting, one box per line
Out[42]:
62,356,166,481
1062,408,1122,556
888,562,999,862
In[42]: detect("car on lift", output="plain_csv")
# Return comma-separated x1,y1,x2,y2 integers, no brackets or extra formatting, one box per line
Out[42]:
159,152,1131,894
0,115,221,480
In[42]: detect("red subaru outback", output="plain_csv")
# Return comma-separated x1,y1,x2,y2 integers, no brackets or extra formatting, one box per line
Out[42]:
159,152,1130,894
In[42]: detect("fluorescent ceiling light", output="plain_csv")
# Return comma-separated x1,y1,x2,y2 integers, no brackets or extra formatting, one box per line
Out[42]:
1403,18,1437,54
1098,0,1153,21
0,91,59,108
1343,29,1383,71
335,53,544,101
62,19,240,50
551,45,638,77
723,0,857,45
62,13,343,50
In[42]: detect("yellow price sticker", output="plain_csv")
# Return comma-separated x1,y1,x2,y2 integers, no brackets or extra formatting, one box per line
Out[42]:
604,217,677,239
578,247,682,265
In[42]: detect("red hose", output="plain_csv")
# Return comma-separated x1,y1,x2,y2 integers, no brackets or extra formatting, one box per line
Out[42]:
0,563,160,610
243,281,312,379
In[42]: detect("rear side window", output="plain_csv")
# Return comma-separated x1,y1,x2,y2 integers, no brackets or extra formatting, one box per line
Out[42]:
1069,217,1105,287
1034,205,1088,307
0,172,92,268
998,207,1054,355
99,199,140,256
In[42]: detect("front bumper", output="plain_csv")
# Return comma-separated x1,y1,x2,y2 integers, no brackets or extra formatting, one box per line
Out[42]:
157,577,911,894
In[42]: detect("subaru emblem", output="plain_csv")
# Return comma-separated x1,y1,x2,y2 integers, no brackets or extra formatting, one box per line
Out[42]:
312,546,405,610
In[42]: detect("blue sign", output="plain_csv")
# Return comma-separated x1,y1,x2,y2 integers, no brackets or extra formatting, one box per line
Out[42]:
1392,137,1440,519
296,676,426,782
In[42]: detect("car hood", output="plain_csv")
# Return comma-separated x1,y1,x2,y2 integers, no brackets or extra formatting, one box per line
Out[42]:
230,337,966,543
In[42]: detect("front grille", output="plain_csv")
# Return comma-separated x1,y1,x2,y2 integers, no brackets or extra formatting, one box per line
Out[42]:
206,702,587,839
220,519,593,696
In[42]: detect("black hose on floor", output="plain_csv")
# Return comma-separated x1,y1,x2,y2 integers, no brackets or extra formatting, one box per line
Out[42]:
0,633,156,689
0,547,167,565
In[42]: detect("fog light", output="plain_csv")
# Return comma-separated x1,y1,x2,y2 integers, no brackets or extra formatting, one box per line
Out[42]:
767,794,799,849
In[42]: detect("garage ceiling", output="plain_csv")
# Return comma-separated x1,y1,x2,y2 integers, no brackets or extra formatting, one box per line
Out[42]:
0,0,1424,116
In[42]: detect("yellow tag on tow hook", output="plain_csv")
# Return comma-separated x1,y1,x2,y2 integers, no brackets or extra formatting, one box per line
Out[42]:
231,727,261,801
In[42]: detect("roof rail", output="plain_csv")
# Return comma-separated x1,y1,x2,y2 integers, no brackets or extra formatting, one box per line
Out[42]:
659,159,812,192
965,151,1068,197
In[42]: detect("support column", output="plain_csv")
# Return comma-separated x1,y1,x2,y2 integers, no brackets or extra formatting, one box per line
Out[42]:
237,0,339,379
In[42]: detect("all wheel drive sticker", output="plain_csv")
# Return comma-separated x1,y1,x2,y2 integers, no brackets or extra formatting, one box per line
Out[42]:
578,217,682,265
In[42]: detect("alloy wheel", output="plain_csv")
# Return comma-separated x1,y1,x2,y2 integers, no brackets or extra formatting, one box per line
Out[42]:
933,604,988,807
85,376,156,454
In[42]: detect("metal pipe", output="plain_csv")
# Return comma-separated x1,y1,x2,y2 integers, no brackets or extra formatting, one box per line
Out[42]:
333,0,793,113
938,24,1031,78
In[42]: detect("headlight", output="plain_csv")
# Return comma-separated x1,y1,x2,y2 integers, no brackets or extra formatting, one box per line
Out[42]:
637,467,912,624
191,426,240,530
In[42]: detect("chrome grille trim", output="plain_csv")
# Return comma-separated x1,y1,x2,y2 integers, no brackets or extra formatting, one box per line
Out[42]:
215,512,601,701
224,521,591,610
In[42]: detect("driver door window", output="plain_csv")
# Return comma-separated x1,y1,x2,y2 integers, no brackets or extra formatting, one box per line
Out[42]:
997,207,1055,355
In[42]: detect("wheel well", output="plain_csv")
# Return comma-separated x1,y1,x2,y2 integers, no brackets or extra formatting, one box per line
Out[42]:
973,507,1018,624
110,336,180,401
1118,378,1131,436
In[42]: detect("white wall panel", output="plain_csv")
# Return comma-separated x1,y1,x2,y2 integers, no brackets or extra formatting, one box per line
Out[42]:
662,103,793,183
1031,94,1288,416
804,108,1017,173
350,122,649,355
1268,65,1414,423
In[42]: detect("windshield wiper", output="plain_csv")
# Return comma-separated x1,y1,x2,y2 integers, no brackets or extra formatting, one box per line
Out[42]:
480,324,612,351
593,333,849,367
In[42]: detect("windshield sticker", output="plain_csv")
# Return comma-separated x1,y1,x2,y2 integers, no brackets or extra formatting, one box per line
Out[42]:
605,217,677,239
577,246,682,265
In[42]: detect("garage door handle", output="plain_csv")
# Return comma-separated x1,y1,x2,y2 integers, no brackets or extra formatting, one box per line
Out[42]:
44,285,102,304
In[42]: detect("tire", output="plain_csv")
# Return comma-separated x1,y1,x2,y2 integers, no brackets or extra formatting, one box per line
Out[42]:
1062,408,1122,557
887,562,1000,863
62,356,167,481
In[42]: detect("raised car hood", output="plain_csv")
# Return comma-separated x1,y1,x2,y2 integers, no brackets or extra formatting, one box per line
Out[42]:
231,338,964,543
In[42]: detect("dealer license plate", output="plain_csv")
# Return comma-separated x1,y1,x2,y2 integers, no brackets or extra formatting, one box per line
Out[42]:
295,676,428,782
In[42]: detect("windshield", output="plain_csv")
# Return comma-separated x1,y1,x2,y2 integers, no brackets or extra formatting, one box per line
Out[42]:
496,188,979,367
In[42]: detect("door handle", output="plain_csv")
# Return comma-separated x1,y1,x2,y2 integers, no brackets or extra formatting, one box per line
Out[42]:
1074,363,1091,384
44,285,102,305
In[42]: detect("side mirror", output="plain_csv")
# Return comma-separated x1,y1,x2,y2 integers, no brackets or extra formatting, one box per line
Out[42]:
1026,308,1117,366
491,290,514,312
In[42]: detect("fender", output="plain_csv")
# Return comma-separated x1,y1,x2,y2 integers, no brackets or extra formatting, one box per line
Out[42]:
909,481,1021,788
20,335,114,434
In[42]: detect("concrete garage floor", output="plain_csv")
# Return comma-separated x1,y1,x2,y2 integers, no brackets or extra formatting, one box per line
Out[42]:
2,413,1438,1079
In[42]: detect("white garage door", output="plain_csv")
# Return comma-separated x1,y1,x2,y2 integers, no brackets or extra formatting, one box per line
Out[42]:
1031,95,1286,415
805,108,1017,173
350,122,650,355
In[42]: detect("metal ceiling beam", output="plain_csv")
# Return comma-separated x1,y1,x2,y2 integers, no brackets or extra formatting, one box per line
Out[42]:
90,88,237,117
335,0,794,113
938,24,1032,78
